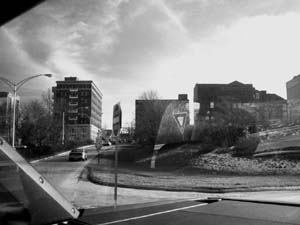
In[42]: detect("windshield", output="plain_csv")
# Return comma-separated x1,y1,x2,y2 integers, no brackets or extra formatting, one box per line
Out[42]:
1,0,300,224
0,137,79,225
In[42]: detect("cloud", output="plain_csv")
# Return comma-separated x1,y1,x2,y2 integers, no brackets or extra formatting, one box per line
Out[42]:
148,12,300,100
3,0,125,80
2,0,300,126
150,0,188,34
164,0,300,39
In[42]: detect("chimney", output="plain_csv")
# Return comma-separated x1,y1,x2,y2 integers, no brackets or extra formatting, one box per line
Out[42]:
178,94,188,101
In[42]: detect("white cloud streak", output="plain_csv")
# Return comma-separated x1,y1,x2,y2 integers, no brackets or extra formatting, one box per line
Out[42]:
2,0,300,126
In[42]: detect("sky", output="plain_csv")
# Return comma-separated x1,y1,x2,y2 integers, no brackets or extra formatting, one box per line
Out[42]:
1,0,300,128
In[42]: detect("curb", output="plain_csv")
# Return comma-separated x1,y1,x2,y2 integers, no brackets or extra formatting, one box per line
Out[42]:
30,144,94,163
86,167,300,194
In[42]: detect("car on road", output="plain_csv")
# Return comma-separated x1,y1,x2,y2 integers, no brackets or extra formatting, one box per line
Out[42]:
69,148,88,161
102,138,112,146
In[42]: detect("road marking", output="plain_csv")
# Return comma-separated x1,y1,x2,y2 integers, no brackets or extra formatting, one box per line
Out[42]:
97,203,207,225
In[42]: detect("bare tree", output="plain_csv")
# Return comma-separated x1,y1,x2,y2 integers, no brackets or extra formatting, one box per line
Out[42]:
138,90,160,100
193,100,256,146
41,88,53,115
18,94,61,147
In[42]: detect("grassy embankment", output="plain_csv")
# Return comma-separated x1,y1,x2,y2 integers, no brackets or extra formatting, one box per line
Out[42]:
87,134,300,192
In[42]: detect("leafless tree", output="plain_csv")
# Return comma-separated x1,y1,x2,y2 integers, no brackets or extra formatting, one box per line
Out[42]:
41,88,53,115
18,95,61,147
138,90,160,100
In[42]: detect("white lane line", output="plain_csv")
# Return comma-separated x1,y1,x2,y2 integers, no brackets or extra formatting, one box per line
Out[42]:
97,203,207,225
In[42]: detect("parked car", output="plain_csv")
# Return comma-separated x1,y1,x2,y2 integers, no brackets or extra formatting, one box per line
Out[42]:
68,148,87,161
15,145,28,150
102,138,112,146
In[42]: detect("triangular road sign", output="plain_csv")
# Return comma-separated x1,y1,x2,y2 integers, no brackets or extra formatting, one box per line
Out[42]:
173,112,188,134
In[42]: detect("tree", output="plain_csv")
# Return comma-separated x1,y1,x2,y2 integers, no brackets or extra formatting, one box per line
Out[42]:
17,95,61,147
18,100,48,146
192,100,256,147
126,119,135,142
138,90,159,100
41,88,53,115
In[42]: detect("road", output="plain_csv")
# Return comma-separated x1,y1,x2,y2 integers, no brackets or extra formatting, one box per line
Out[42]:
31,145,219,208
31,144,300,210
79,198,300,225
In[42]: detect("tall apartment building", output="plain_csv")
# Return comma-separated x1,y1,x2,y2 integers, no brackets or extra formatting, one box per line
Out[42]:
0,92,20,143
287,75,300,100
286,75,300,123
52,77,103,142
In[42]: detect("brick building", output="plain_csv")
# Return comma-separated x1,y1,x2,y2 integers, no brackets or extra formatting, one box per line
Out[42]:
233,102,288,128
287,74,300,100
135,94,189,144
194,81,284,116
194,81,285,125
52,77,103,142
286,75,300,123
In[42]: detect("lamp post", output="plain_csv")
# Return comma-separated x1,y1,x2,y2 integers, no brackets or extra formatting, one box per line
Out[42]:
0,74,52,147
62,111,65,145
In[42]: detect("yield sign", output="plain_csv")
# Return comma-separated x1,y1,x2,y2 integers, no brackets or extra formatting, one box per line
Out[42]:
173,112,188,134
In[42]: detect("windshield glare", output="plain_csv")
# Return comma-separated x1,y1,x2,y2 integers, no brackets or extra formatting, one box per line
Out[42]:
1,0,300,224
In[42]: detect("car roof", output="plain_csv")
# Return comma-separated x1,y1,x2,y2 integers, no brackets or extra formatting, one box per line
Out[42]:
71,148,85,152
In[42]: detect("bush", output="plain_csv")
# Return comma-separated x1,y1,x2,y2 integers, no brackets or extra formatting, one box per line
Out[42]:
16,145,54,160
100,144,153,162
192,123,245,147
16,139,94,161
184,125,194,141
232,136,260,157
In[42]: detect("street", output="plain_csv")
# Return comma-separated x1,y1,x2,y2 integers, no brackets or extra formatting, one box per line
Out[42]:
31,144,300,210
79,198,300,225
31,145,215,208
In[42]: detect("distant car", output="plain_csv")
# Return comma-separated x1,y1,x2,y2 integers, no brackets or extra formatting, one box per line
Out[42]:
68,148,87,161
15,145,28,150
102,139,112,146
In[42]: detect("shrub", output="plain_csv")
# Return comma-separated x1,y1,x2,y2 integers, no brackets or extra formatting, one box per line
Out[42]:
192,123,245,147
232,136,260,157
184,125,194,141
100,144,153,162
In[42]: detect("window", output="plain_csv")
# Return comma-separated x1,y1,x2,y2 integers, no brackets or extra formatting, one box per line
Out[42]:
1,1,299,224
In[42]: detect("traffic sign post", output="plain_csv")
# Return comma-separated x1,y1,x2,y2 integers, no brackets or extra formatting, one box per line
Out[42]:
112,103,122,209
95,131,102,165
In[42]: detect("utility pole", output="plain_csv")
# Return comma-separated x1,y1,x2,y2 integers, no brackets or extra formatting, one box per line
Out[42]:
112,103,122,209
114,134,119,209
62,111,65,145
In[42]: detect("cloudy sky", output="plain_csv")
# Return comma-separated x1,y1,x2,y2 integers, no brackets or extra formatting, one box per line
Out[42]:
1,0,300,127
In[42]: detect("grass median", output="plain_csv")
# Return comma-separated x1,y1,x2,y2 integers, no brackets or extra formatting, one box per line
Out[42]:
85,143,300,193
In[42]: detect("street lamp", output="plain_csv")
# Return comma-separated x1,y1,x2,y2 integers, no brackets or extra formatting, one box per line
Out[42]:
0,74,52,148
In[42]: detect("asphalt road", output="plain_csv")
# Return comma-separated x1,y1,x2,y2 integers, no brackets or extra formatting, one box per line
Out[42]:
79,199,300,225
30,144,300,211
30,145,217,208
